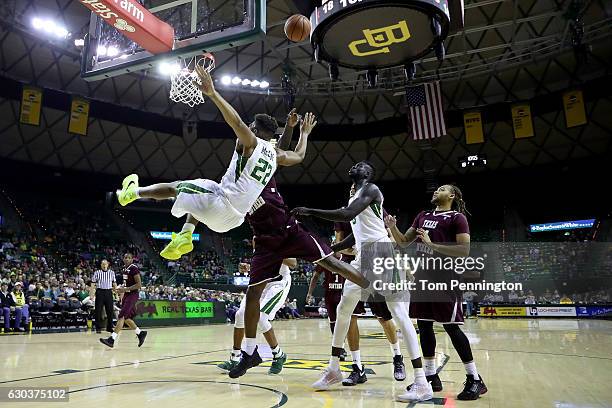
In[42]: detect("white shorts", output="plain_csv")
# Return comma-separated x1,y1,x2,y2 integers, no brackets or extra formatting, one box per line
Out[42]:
236,275,291,327
170,179,244,233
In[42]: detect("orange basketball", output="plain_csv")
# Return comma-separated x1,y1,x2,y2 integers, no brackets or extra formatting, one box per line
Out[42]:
284,14,311,42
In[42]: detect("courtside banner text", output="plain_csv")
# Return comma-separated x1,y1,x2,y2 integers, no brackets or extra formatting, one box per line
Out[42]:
134,300,214,320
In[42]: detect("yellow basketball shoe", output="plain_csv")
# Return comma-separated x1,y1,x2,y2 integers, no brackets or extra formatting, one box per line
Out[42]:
160,231,194,260
117,174,139,206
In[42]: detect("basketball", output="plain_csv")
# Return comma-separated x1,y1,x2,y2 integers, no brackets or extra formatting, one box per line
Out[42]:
284,14,311,42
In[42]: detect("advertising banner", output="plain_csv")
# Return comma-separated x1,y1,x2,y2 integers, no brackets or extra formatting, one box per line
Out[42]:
527,306,577,317
479,306,526,317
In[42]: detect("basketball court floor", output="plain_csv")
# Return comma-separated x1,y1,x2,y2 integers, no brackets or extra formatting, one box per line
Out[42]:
1,318,611,407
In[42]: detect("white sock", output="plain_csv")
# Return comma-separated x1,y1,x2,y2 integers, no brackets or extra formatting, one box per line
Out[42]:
350,350,362,369
329,356,340,371
424,357,437,376
135,328,141,335
464,361,479,380
231,348,241,361
414,367,427,385
244,337,257,355
390,341,401,356
271,345,282,355
181,223,196,233
111,332,118,340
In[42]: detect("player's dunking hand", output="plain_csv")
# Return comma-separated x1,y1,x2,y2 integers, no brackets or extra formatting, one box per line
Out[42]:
384,214,397,229
193,65,215,96
300,112,318,135
286,108,300,128
290,207,312,217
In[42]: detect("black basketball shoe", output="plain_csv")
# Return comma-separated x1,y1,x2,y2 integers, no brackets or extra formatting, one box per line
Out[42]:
342,364,367,386
137,331,148,347
407,373,443,392
99,337,114,348
457,375,487,400
393,355,406,381
228,347,263,379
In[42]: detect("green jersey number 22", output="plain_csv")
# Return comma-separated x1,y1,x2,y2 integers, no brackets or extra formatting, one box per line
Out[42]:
251,158,273,186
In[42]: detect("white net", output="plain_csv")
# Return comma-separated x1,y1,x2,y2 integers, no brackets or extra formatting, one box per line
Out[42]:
169,53,215,107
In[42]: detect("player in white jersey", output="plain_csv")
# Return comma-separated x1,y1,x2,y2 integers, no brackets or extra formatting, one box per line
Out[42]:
114,65,318,260
218,259,295,375
292,161,433,402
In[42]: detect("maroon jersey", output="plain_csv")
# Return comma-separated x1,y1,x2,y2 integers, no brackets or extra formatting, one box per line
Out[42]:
321,264,345,295
411,210,470,255
122,264,140,293
247,177,296,236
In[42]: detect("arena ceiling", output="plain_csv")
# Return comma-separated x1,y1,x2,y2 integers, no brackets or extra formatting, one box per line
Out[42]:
0,0,611,185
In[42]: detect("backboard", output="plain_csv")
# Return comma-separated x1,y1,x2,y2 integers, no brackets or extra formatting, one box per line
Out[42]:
81,0,265,81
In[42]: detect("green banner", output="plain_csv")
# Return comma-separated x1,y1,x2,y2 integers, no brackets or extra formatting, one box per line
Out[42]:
134,300,215,320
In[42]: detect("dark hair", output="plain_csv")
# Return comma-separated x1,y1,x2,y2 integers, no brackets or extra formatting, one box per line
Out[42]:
448,184,470,215
254,114,278,136
362,160,376,180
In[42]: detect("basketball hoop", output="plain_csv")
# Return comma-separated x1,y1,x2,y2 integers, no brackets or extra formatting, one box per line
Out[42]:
169,53,215,107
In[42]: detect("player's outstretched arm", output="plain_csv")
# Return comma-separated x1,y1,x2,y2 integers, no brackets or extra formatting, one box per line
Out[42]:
194,66,256,149
276,112,317,167
306,269,322,304
277,108,300,150
291,183,380,222
384,214,417,244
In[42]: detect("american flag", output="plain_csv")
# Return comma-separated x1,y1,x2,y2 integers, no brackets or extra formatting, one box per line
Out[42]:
406,81,447,140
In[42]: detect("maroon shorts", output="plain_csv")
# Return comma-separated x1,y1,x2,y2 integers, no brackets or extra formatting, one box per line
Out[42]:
250,222,332,286
118,292,139,320
325,293,366,323
410,298,464,324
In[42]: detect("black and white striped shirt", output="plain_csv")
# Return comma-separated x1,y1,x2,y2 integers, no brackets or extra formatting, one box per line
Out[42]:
92,269,116,290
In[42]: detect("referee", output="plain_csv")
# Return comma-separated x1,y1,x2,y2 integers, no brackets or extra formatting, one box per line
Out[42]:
91,259,116,334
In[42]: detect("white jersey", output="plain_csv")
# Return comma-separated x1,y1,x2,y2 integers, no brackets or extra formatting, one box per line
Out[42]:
348,184,390,249
220,138,278,215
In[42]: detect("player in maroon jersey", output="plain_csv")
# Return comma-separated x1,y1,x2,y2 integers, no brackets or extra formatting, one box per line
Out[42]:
307,221,407,385
99,252,147,348
386,185,487,400
228,114,368,379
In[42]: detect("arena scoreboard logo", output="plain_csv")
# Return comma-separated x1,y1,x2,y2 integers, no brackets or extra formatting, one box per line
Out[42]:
310,0,451,70
349,21,411,57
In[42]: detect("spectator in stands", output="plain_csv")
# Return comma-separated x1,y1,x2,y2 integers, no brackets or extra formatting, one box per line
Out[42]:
551,289,560,303
10,282,28,331
507,290,518,303
525,291,536,304
463,290,477,317
288,299,302,319
1,282,15,332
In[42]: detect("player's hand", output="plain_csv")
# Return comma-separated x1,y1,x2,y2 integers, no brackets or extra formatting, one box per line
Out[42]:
194,65,215,96
384,214,397,229
291,207,312,217
286,108,300,128
416,228,432,244
300,112,317,136
238,262,251,274
115,287,126,294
